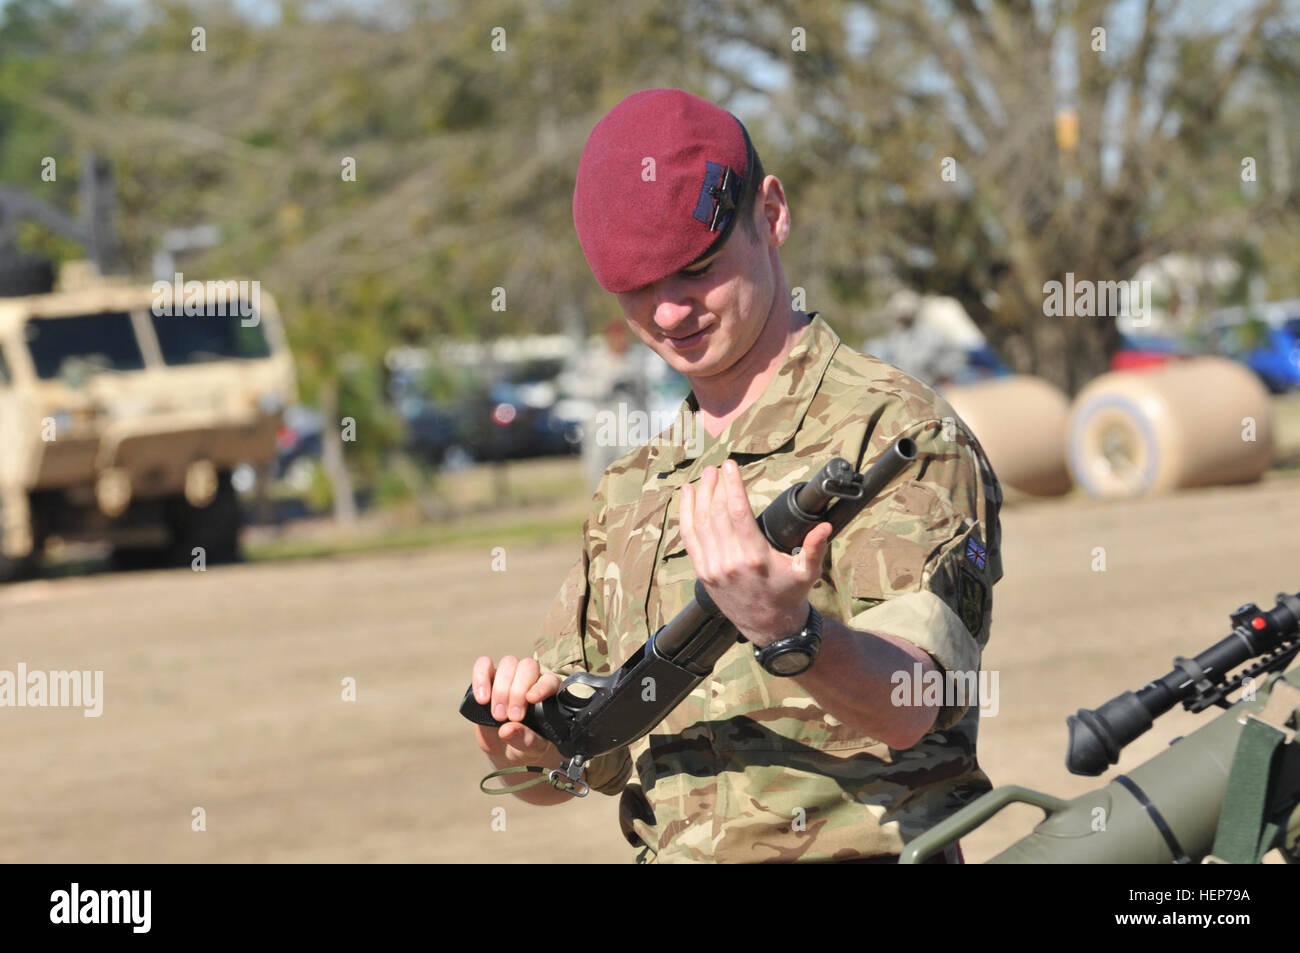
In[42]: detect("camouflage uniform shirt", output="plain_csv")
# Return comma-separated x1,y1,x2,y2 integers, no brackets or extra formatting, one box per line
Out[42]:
534,314,1003,863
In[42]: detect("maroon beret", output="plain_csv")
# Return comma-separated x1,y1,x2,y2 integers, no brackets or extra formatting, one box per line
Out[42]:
573,88,753,293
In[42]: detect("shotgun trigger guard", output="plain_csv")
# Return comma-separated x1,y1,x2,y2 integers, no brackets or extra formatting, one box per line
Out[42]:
556,671,616,717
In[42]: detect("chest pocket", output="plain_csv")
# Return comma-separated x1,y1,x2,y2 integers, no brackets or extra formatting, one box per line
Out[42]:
599,482,678,665
647,459,894,754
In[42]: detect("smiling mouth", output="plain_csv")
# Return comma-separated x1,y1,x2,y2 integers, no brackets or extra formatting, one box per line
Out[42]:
665,326,710,347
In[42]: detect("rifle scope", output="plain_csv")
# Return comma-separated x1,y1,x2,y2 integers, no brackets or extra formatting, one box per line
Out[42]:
1066,589,1300,776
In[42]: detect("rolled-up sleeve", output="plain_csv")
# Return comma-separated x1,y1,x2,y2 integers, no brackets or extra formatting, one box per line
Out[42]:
833,413,1002,732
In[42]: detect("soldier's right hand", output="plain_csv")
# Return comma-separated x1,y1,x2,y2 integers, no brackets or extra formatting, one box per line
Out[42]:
470,655,563,765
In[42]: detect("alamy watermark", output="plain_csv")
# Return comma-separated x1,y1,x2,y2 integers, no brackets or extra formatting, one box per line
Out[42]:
0,663,103,717
590,403,703,455
151,272,260,327
1042,273,1151,327
50,883,150,933
890,663,999,717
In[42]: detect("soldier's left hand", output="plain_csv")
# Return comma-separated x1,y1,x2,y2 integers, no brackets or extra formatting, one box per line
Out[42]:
679,459,832,647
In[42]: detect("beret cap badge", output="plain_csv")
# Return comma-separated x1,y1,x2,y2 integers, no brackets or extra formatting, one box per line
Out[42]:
693,162,742,233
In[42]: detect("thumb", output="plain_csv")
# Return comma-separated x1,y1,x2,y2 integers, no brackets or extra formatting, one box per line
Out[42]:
791,521,832,578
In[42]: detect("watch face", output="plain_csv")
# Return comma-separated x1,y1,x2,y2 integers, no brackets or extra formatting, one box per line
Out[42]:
768,648,813,676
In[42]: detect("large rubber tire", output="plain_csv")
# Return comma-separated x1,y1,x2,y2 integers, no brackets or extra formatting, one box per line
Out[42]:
0,496,38,582
1066,357,1273,499
0,549,39,583
0,255,56,297
109,545,171,572
0,540,18,581
170,471,242,566
940,376,1073,497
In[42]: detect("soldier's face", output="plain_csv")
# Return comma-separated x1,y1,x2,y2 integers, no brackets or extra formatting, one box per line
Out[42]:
615,179,785,382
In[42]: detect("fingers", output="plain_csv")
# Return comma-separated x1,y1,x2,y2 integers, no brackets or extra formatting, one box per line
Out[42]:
526,670,563,703
508,657,541,721
472,654,559,723
472,656,495,705
472,656,563,767
719,460,767,558
693,466,720,578
791,521,833,579
681,463,765,582
474,721,550,763
496,720,561,766
491,655,517,722
497,720,540,757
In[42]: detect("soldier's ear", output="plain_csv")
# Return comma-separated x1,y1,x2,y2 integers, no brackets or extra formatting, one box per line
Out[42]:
761,176,790,247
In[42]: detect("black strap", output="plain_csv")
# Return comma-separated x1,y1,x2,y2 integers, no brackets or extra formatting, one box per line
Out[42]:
1115,774,1191,863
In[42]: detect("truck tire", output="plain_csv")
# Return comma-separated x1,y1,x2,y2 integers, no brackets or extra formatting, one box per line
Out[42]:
0,535,18,581
170,470,242,566
0,499,38,582
109,545,170,572
0,255,56,297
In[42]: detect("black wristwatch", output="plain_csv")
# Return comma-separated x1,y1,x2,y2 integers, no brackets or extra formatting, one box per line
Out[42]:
753,605,823,677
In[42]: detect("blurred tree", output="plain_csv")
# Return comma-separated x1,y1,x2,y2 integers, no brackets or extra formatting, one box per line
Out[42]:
7,0,1297,444
701,0,1299,392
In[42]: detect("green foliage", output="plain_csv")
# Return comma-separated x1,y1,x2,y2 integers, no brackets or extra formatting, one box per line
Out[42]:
305,459,334,513
373,464,416,509
336,358,403,485
14,220,82,261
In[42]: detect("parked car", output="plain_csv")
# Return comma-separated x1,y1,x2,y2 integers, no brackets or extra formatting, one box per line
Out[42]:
1202,309,1300,393
1109,333,1198,372
461,378,582,461
273,405,324,489
956,344,1013,383
393,361,581,466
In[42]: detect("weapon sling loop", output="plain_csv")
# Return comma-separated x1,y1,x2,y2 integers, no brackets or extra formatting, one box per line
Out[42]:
479,764,590,798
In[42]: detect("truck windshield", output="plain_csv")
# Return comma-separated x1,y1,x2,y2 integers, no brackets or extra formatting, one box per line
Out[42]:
150,304,271,364
25,312,146,379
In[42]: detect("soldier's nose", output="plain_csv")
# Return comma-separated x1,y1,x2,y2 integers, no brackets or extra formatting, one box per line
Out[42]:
651,286,695,334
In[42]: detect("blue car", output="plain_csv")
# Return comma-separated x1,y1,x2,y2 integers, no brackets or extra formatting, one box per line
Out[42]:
1204,311,1300,393
1251,320,1300,393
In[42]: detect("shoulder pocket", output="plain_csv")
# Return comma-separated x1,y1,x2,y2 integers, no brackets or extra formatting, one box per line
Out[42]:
836,477,956,602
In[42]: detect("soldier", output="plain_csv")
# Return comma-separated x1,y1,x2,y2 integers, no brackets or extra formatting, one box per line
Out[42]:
872,291,969,388
469,88,1003,863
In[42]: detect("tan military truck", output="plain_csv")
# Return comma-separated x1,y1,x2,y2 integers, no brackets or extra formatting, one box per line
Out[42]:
0,268,296,579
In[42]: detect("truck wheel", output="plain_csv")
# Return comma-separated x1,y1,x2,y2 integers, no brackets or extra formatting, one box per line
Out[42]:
0,255,56,297
109,545,170,572
0,497,39,582
0,543,39,582
170,470,242,566
0,545,18,582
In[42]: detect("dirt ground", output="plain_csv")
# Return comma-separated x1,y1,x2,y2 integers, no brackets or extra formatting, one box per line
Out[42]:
2,473,1297,864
